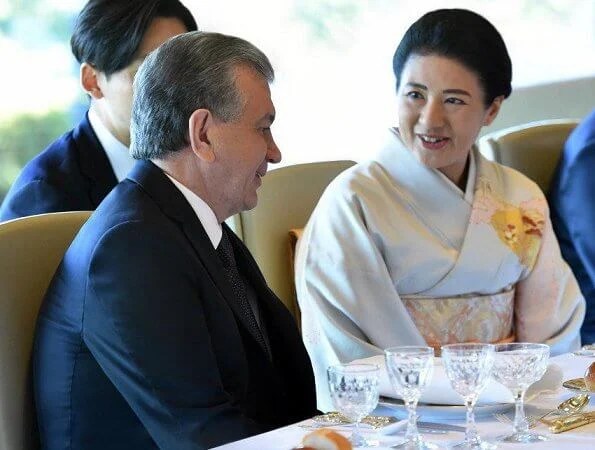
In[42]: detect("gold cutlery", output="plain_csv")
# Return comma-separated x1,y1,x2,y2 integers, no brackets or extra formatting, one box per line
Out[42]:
494,394,590,428
548,411,595,433
563,378,595,392
534,394,590,423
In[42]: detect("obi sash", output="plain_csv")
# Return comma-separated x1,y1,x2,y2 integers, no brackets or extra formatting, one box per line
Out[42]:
402,287,515,353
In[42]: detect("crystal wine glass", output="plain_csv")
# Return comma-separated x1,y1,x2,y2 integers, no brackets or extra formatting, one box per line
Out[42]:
492,343,550,443
327,363,380,447
441,343,496,450
385,346,439,449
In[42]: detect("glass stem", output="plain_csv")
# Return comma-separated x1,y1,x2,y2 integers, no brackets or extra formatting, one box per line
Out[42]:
465,397,480,446
512,389,529,436
404,398,420,444
351,419,365,446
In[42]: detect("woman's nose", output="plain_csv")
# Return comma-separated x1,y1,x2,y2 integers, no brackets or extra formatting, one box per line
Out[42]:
420,99,445,129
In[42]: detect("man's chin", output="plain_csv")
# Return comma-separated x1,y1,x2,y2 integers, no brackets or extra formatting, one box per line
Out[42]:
242,194,259,212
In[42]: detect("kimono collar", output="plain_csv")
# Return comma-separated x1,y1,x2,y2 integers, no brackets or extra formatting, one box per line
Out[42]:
374,128,478,205
372,128,478,249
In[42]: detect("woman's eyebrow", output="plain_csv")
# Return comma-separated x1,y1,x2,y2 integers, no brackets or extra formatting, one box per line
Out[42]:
443,88,471,96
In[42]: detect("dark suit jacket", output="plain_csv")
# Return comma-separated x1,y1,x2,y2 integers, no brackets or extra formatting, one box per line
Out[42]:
33,161,317,449
0,113,117,221
549,108,595,345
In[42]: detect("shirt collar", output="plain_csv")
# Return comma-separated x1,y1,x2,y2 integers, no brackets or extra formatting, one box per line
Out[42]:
88,107,136,182
164,174,223,248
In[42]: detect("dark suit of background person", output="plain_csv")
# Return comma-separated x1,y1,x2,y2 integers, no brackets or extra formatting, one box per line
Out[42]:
33,32,317,449
549,108,595,345
0,115,116,220
0,0,197,222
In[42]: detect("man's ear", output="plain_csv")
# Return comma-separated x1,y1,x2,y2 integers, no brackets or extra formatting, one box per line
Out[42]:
483,95,504,126
189,109,216,163
81,63,103,99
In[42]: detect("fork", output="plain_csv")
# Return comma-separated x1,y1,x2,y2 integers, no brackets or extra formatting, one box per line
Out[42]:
493,413,541,428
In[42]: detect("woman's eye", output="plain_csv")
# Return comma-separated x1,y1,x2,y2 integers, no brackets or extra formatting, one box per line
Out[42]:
446,97,466,105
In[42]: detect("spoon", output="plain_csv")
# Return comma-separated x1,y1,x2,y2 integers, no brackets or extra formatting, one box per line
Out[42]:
535,394,591,423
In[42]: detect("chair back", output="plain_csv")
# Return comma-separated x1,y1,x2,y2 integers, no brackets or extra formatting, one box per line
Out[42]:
479,119,579,192
0,211,92,450
231,161,355,320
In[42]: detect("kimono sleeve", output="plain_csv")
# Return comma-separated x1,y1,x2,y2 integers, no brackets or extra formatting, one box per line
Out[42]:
514,202,585,354
295,178,424,411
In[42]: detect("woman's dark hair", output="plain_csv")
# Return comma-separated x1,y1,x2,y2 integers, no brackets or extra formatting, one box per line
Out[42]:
392,9,512,106
71,0,198,76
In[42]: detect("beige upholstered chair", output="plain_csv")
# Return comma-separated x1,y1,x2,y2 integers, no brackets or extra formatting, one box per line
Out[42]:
0,211,92,450
228,161,355,322
478,119,579,193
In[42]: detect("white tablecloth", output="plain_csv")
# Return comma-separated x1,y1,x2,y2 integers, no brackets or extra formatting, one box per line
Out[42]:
213,353,595,449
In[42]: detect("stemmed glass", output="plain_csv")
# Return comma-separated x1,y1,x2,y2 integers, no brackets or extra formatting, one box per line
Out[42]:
327,363,380,447
492,343,550,443
385,346,438,449
441,343,496,450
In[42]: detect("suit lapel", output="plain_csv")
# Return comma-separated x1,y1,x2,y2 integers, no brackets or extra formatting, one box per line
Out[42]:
127,161,271,354
75,113,119,207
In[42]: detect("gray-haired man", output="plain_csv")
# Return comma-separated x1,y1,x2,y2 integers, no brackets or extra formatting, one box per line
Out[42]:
33,31,317,449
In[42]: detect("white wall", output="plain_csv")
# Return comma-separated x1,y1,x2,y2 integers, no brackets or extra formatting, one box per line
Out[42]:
481,76,595,137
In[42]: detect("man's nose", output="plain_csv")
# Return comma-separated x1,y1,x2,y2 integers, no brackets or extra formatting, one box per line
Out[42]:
267,136,281,164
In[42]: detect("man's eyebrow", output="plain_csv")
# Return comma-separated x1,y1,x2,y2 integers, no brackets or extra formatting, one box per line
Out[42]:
405,82,427,90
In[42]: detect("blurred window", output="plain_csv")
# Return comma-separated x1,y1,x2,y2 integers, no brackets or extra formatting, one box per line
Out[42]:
1,0,594,200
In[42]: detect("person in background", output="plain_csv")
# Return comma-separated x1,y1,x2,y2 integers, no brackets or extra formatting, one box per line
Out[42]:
549,108,595,345
295,8,585,410
33,31,317,449
0,0,197,221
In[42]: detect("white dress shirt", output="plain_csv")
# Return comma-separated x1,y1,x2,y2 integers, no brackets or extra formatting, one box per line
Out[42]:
88,108,136,182
166,175,265,331
165,174,222,249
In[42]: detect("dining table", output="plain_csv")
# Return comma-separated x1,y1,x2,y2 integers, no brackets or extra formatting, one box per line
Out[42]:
213,353,595,449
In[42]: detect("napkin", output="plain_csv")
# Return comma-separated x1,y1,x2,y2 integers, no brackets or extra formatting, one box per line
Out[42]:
351,355,562,406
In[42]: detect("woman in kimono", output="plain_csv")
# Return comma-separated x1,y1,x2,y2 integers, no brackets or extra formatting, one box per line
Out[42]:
295,8,585,410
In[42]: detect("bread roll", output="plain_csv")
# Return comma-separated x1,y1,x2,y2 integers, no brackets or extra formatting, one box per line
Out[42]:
584,362,595,391
301,428,352,450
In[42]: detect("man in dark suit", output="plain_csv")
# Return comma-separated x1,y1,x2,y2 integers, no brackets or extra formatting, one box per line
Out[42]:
33,32,317,449
0,0,197,221
549,108,595,345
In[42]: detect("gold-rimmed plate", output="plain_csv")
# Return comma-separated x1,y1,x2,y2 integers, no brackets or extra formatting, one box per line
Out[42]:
562,378,595,393
573,344,595,357
378,396,512,420
312,411,397,428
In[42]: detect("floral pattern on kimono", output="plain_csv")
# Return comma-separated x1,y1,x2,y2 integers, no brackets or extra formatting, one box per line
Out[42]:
471,177,545,270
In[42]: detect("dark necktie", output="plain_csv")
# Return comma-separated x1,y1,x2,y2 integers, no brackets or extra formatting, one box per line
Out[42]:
216,229,270,356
